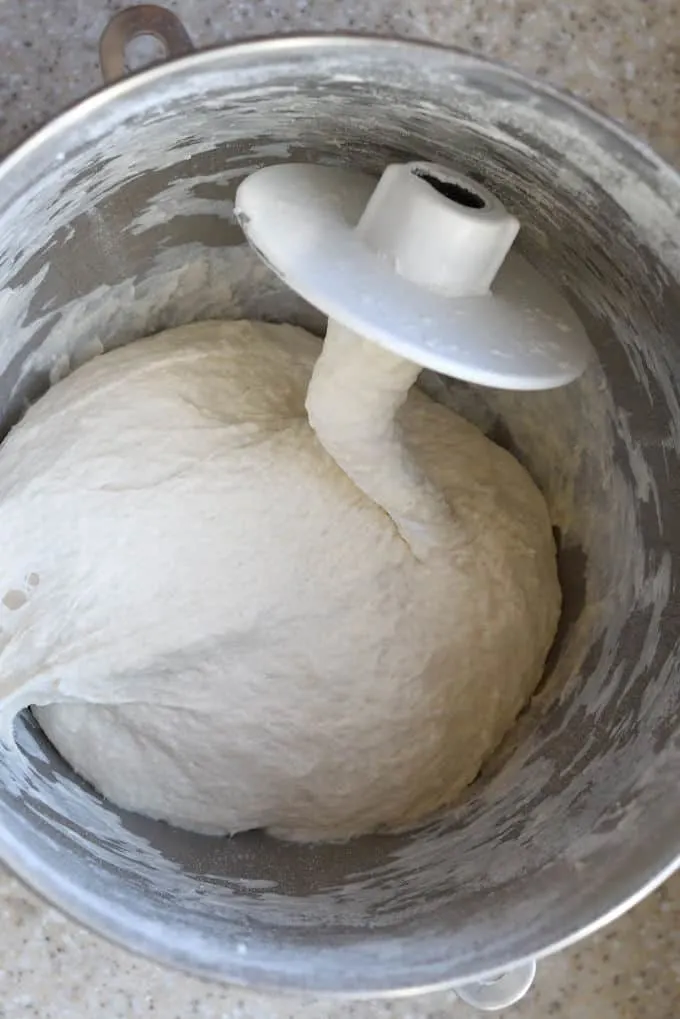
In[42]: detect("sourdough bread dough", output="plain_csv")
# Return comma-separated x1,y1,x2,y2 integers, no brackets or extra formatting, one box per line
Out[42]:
0,319,560,840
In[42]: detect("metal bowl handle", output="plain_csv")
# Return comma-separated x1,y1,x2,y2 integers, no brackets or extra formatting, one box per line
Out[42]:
99,4,194,84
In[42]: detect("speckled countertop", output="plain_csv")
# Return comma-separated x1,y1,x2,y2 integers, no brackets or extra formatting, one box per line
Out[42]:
0,1,679,1017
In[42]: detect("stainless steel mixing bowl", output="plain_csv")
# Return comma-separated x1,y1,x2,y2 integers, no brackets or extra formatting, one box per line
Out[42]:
0,4,679,999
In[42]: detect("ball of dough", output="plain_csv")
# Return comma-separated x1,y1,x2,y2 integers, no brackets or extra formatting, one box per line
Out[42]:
0,320,560,840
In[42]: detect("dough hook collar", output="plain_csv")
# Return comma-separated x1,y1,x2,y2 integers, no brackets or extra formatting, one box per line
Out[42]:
235,161,591,391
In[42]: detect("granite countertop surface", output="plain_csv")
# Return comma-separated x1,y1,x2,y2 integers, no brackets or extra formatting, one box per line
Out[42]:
0,1,679,1017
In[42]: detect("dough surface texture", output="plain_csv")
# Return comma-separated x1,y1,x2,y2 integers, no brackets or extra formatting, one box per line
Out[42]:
0,319,560,840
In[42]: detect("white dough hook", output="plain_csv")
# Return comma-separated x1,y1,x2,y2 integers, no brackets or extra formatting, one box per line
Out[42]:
234,160,591,391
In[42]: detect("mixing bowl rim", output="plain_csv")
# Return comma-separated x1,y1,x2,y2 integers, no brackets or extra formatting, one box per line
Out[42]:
1,809,679,996
1,31,679,215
